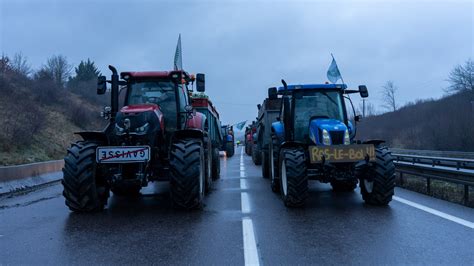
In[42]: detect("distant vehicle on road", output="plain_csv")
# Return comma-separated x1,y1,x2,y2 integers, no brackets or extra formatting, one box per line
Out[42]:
191,93,224,181
268,81,395,207
221,125,235,157
254,93,282,174
245,122,256,156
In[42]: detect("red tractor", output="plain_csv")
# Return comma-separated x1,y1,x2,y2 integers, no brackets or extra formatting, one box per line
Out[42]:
62,65,213,211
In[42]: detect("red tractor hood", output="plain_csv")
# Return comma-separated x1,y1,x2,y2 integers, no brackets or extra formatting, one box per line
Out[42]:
120,104,160,114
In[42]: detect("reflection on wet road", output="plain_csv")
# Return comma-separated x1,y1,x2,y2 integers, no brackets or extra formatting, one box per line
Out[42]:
1,147,473,265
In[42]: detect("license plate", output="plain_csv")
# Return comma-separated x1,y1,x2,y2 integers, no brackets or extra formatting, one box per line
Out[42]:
96,146,151,163
309,144,375,163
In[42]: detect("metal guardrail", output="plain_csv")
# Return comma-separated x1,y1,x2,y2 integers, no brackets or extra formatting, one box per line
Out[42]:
391,148,474,159
393,153,474,205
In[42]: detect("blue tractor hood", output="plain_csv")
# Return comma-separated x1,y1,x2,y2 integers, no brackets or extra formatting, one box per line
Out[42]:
309,118,347,145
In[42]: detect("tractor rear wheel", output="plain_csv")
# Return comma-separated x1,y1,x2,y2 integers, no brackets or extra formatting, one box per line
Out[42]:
360,146,395,205
211,147,220,180
261,151,270,179
169,138,205,209
62,141,109,212
330,180,357,192
279,148,308,207
252,144,262,165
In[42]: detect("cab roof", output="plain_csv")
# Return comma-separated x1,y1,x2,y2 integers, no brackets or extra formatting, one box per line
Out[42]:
277,84,347,92
120,70,190,79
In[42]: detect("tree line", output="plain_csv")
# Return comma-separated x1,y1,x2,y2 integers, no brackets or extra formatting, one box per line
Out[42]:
356,59,473,118
0,52,105,154
357,58,474,151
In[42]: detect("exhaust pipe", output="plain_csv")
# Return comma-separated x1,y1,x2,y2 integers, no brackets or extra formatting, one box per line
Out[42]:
109,65,119,120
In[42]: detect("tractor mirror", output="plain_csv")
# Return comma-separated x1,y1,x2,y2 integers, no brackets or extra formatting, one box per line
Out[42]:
196,73,205,92
268,87,277,99
97,76,107,95
358,85,369,98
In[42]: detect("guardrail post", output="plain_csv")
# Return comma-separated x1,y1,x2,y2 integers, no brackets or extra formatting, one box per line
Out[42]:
399,172,404,186
464,185,469,206
427,177,431,194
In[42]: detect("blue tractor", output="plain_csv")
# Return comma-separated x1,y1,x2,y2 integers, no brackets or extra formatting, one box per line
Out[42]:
269,80,395,207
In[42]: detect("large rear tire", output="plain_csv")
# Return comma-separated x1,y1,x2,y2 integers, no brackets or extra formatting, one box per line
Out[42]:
360,146,395,205
261,150,270,179
211,147,220,181
252,144,262,165
169,138,205,209
279,148,308,207
62,141,109,212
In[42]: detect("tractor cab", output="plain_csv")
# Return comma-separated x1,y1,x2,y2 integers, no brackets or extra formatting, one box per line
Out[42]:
274,84,365,146
119,71,195,133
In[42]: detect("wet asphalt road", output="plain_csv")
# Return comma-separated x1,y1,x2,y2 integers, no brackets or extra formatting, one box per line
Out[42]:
1,147,474,265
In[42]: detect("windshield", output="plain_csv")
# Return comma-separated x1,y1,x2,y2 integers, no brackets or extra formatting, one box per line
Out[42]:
128,80,176,105
127,80,178,130
293,90,345,140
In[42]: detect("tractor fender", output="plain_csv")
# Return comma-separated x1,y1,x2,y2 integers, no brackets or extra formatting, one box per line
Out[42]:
271,121,285,143
280,141,307,150
74,131,108,144
363,139,385,146
173,129,207,141
186,112,207,131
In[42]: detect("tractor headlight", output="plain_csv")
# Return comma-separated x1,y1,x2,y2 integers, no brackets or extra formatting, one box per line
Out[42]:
344,129,350,145
136,123,149,133
322,129,331,145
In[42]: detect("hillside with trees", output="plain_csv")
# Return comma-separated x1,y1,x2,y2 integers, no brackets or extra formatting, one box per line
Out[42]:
358,59,474,151
0,54,107,165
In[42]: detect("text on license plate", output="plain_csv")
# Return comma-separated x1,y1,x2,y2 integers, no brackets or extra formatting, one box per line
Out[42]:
96,146,151,163
309,144,375,163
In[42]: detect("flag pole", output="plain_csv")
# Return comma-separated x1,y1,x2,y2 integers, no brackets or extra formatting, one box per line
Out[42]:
331,53,345,85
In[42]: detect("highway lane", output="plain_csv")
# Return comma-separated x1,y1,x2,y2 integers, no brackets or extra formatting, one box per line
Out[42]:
1,147,473,265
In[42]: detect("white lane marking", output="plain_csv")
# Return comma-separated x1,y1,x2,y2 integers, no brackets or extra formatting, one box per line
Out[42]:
242,218,260,266
393,196,474,229
239,146,260,265
241,192,251,214
240,146,246,177
241,179,248,190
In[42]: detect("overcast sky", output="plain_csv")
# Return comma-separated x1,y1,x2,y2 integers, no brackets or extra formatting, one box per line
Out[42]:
1,0,472,126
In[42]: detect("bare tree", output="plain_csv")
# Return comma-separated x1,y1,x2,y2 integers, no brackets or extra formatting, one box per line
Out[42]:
358,100,377,117
44,55,72,88
11,52,32,76
381,80,398,112
446,58,474,94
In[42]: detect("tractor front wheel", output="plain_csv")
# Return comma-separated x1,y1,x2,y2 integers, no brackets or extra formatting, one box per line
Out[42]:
360,146,396,205
269,137,280,193
261,151,270,179
62,141,109,212
279,148,308,207
211,147,220,181
169,138,205,209
225,142,235,157
252,144,262,165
